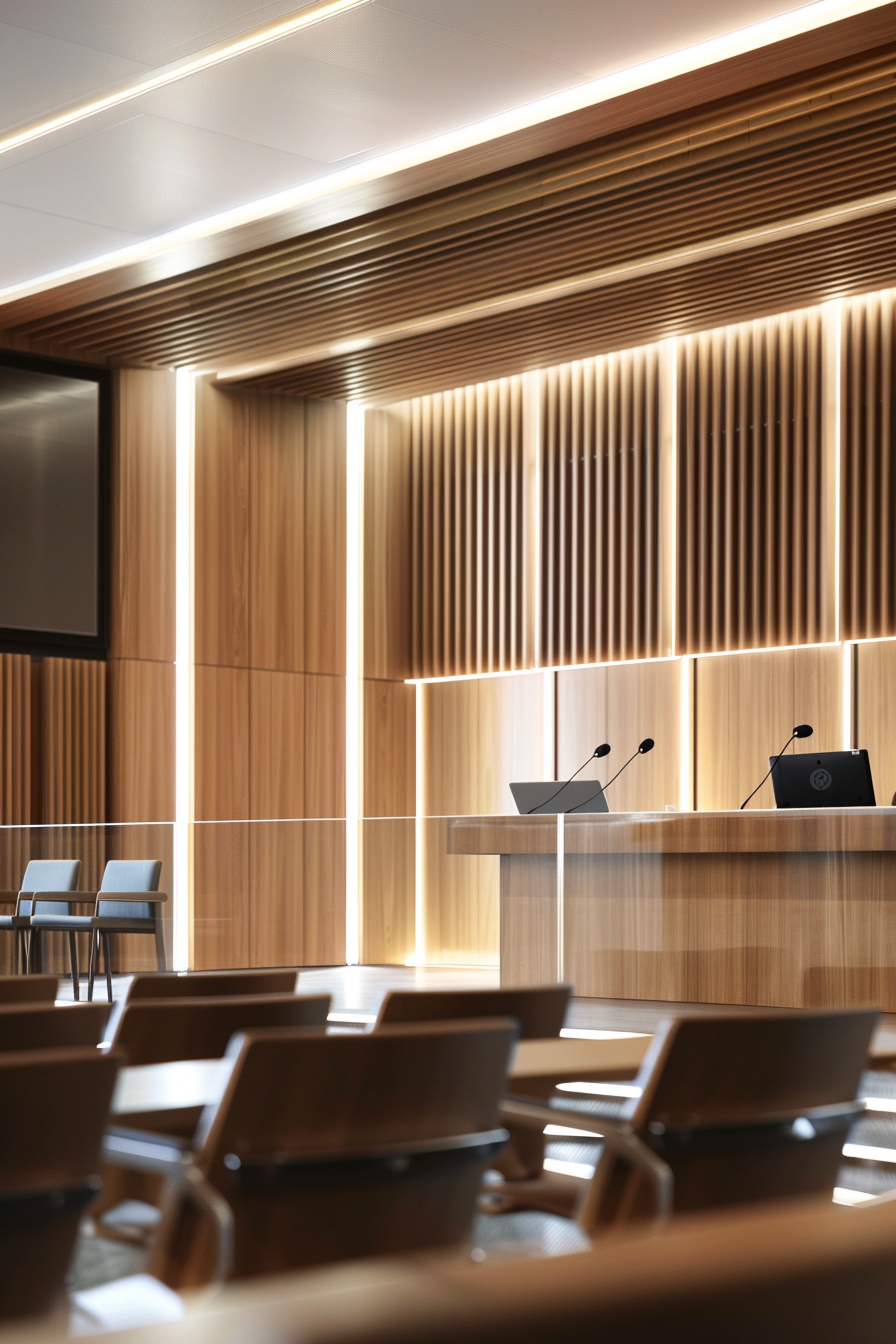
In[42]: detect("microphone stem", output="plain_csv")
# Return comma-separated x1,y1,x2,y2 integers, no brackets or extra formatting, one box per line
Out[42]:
567,749,639,814
739,733,796,810
527,753,599,814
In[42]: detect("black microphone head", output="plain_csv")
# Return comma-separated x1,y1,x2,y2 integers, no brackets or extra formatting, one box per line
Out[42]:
594,743,611,758
793,724,814,739
638,737,655,754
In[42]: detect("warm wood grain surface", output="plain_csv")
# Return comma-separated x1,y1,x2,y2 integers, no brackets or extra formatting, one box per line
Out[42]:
4,4,893,352
451,810,896,856
110,369,176,663
694,645,842,812
556,661,681,814
0,654,30,826
107,658,174,824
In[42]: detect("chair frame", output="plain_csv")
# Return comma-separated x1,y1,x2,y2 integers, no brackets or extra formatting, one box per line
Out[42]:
87,892,168,1001
24,893,94,1000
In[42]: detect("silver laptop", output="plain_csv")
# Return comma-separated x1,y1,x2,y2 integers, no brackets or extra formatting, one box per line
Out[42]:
510,780,609,815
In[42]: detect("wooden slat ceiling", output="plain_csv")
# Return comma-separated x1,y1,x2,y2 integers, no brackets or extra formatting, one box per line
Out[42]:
2,7,896,404
238,211,896,403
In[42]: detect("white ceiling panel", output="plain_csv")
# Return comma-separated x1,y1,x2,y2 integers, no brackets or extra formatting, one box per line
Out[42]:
0,1,321,66
0,113,322,236
0,199,138,288
378,0,814,79
293,3,577,105
0,19,146,134
141,59,393,163
0,0,870,293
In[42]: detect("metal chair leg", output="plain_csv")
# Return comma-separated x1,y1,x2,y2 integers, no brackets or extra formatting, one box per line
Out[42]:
103,933,113,1003
87,931,96,1001
68,931,80,1002
26,929,38,975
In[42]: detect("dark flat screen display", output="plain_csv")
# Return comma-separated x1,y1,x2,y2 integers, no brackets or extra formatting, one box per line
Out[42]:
0,361,105,644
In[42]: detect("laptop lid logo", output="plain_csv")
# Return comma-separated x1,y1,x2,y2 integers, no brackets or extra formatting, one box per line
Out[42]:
810,768,833,792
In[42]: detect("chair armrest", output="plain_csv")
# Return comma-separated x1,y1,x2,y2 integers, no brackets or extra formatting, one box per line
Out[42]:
96,892,168,903
499,1098,673,1220
102,1128,233,1283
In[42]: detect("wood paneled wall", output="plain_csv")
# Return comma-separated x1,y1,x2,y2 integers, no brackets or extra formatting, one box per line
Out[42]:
556,661,681,813
842,291,896,640
108,368,176,826
421,674,544,965
694,646,842,811
541,350,670,665
856,640,896,806
41,658,106,825
410,380,527,678
677,312,835,654
0,654,30,825
192,381,346,970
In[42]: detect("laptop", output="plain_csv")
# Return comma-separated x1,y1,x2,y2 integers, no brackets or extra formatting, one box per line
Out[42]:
510,780,609,815
770,749,876,808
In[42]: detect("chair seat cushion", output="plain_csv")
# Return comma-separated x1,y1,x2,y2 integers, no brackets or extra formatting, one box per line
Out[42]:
0,916,13,931
30,915,94,931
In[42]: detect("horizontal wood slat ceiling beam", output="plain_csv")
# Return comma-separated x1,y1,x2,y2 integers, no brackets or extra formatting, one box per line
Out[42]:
1,7,895,398
234,210,896,404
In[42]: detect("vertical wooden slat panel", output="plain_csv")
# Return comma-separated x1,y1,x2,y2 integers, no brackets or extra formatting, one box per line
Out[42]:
677,311,829,653
540,347,662,665
0,654,30,825
41,658,106,824
409,378,525,677
842,291,896,639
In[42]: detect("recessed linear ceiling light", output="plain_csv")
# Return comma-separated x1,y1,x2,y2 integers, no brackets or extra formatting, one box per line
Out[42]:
0,0,372,160
0,0,889,308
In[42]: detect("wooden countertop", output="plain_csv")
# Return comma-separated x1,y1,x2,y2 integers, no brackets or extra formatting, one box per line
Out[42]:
448,809,896,856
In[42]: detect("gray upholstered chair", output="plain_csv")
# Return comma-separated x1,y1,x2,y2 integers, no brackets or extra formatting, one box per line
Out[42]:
0,860,81,978
87,860,167,1003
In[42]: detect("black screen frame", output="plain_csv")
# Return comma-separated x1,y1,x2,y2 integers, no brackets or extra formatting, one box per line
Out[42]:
0,348,111,658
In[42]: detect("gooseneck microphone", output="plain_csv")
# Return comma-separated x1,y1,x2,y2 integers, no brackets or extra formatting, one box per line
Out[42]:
528,744,611,814
568,738,655,813
739,724,814,810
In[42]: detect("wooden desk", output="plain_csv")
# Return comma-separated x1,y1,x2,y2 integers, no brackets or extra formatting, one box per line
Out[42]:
110,1036,652,1120
449,810,896,1010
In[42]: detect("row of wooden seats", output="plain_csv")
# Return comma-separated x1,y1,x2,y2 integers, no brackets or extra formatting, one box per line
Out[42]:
0,973,883,1325
67,1192,896,1344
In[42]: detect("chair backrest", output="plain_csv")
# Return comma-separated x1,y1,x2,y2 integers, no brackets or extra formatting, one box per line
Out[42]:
181,1194,896,1344
582,1009,878,1228
375,985,571,1039
101,860,162,892
0,975,57,1004
151,1019,516,1288
127,970,298,1000
112,994,331,1065
0,1047,120,1320
97,859,163,920
0,1003,110,1052
17,860,81,917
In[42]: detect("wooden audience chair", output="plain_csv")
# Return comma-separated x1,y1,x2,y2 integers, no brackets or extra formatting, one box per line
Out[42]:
93,993,332,1235
0,974,57,1003
0,1047,120,1321
111,993,332,1067
375,985,571,1037
126,969,298,1000
376,985,571,1181
140,1019,515,1288
0,859,81,977
0,1002,110,1052
491,1009,877,1231
87,860,167,1001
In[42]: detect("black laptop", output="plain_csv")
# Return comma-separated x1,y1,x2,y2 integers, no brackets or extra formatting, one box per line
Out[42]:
770,749,876,808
